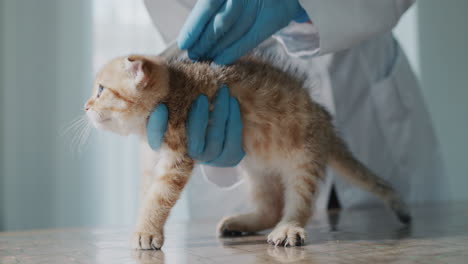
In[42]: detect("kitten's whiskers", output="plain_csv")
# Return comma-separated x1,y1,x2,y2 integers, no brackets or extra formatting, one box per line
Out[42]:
61,115,92,154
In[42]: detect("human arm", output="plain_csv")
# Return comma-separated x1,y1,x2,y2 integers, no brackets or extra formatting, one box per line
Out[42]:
145,0,414,59
297,0,415,54
175,0,414,61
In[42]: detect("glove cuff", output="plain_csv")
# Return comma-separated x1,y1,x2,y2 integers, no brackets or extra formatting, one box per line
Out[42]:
293,5,310,23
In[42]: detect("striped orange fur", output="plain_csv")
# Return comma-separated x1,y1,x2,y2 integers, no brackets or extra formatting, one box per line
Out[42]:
85,54,411,250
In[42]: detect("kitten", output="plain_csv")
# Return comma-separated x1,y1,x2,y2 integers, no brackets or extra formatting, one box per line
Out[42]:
85,54,410,250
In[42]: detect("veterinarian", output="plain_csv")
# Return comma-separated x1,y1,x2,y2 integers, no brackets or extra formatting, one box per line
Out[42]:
144,0,447,215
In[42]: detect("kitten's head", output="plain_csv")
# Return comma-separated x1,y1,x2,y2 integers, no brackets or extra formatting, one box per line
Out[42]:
85,55,169,136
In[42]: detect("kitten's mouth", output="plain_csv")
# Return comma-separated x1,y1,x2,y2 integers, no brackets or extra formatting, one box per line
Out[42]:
93,118,112,128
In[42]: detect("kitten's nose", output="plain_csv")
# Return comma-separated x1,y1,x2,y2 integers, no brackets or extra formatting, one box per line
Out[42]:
84,102,91,111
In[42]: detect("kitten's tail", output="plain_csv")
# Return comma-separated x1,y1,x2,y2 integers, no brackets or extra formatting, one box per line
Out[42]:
328,135,411,224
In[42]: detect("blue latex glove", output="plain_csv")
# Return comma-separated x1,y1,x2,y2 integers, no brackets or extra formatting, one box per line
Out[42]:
147,85,245,167
177,0,308,65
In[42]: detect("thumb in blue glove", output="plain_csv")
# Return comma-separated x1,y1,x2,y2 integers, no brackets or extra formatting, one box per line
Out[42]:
147,104,168,151
178,0,308,65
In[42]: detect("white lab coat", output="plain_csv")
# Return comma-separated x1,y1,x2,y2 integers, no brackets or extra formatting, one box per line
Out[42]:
144,0,447,218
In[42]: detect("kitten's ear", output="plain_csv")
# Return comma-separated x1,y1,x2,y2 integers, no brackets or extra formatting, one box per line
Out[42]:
125,56,150,88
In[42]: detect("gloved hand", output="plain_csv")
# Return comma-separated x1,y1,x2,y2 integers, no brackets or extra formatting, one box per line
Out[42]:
147,85,245,167
178,0,308,65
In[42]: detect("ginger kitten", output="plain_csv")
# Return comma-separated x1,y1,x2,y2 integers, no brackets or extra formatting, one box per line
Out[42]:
85,54,410,249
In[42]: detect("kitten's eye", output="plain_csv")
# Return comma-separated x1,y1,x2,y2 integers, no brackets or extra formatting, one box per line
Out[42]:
97,85,104,98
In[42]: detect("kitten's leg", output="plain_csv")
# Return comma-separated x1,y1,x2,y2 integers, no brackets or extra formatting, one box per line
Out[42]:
267,154,325,247
218,167,283,236
139,142,160,200
133,147,194,250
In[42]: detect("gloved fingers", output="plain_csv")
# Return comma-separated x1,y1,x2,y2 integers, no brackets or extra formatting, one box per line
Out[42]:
193,85,230,162
213,12,287,65
177,0,226,50
206,1,258,62
186,95,210,157
146,104,169,151
188,0,242,60
213,0,243,37
205,97,245,167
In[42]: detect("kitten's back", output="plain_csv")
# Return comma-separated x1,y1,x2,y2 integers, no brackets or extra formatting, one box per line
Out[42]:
164,56,410,224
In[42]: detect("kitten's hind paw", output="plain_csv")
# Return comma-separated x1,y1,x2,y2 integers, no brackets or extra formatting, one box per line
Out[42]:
389,198,412,225
132,231,164,250
217,217,243,237
267,224,306,247
220,229,243,237
395,209,412,224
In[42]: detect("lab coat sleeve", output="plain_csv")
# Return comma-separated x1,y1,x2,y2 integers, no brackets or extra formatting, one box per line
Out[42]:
298,0,414,54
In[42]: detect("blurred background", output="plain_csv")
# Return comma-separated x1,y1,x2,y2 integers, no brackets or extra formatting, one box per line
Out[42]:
1,0,467,231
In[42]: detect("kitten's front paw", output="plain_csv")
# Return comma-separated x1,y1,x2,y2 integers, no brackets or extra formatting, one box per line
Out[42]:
267,224,306,247
132,231,164,250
